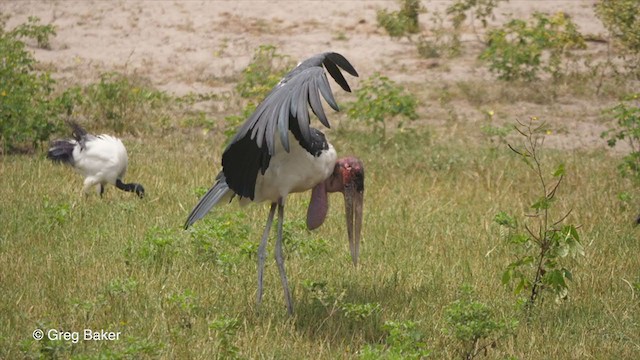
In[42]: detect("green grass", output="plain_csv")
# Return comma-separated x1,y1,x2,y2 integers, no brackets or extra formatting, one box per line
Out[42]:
1,122,639,359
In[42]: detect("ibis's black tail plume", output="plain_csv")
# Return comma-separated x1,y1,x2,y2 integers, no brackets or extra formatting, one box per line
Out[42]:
47,140,76,165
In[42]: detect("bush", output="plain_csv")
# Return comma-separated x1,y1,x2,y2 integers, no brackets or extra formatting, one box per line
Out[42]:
446,0,507,30
595,0,640,75
443,285,517,359
595,0,640,54
10,16,56,49
359,320,431,359
376,0,423,38
0,17,64,152
414,0,506,59
480,12,585,81
75,72,171,134
601,93,640,181
235,44,293,101
346,73,418,140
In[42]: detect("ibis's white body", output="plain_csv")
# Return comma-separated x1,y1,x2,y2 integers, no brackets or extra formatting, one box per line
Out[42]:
73,135,129,194
248,133,336,204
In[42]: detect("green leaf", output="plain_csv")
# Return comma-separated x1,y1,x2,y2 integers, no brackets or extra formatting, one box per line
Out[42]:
568,224,580,242
509,233,530,245
501,269,512,285
494,211,516,228
531,196,552,210
563,268,573,282
553,163,565,177
514,278,527,295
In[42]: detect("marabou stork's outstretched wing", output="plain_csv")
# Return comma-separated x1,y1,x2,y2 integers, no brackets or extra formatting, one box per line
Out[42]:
222,52,359,200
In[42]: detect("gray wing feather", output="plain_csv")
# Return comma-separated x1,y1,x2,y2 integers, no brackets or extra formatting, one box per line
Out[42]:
309,75,329,128
184,173,232,229
277,95,291,151
226,52,358,157
317,72,339,111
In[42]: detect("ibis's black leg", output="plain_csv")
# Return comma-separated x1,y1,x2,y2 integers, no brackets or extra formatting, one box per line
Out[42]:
99,184,105,198
274,197,293,315
257,202,277,309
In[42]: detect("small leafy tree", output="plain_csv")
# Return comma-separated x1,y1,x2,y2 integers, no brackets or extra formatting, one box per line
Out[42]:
480,12,586,81
347,73,418,140
496,118,584,312
443,285,517,360
601,93,640,181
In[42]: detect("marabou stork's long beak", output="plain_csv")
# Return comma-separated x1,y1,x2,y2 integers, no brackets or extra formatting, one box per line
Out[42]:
307,157,365,266
343,175,364,266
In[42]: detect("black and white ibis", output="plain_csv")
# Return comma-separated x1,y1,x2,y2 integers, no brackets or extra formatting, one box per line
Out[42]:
184,52,364,315
47,122,145,198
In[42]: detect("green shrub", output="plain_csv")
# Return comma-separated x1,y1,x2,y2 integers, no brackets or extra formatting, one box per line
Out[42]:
595,0,640,77
416,11,462,59
416,0,506,59
595,0,640,57
443,285,517,359
601,93,640,181
235,44,293,100
77,72,171,134
0,17,64,152
376,0,423,38
446,0,507,30
359,320,431,359
347,73,418,140
209,316,242,359
480,12,586,81
10,16,56,49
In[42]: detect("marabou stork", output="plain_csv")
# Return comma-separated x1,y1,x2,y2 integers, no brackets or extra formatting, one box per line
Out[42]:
184,52,364,315
47,122,145,198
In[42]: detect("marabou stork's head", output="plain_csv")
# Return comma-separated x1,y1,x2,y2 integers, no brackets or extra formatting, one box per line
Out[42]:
306,157,364,266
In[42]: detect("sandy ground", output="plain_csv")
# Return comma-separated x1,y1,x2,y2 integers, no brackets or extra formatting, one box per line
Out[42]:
1,0,625,151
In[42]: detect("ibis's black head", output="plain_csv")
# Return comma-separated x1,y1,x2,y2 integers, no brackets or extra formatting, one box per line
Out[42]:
327,157,365,266
134,183,145,199
116,179,145,199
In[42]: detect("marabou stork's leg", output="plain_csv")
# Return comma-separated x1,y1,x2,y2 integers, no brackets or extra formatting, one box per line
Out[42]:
257,202,277,308
275,197,293,315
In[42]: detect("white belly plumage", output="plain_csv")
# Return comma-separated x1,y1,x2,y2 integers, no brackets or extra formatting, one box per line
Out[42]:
251,133,336,204
73,135,129,186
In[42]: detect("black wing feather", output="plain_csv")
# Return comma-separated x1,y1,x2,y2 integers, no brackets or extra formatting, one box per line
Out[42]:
323,58,350,93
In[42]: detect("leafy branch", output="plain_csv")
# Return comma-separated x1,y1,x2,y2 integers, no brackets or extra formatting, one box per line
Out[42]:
497,117,584,314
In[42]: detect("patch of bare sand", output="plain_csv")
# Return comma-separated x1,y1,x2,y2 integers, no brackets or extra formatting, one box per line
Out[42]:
1,0,631,152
